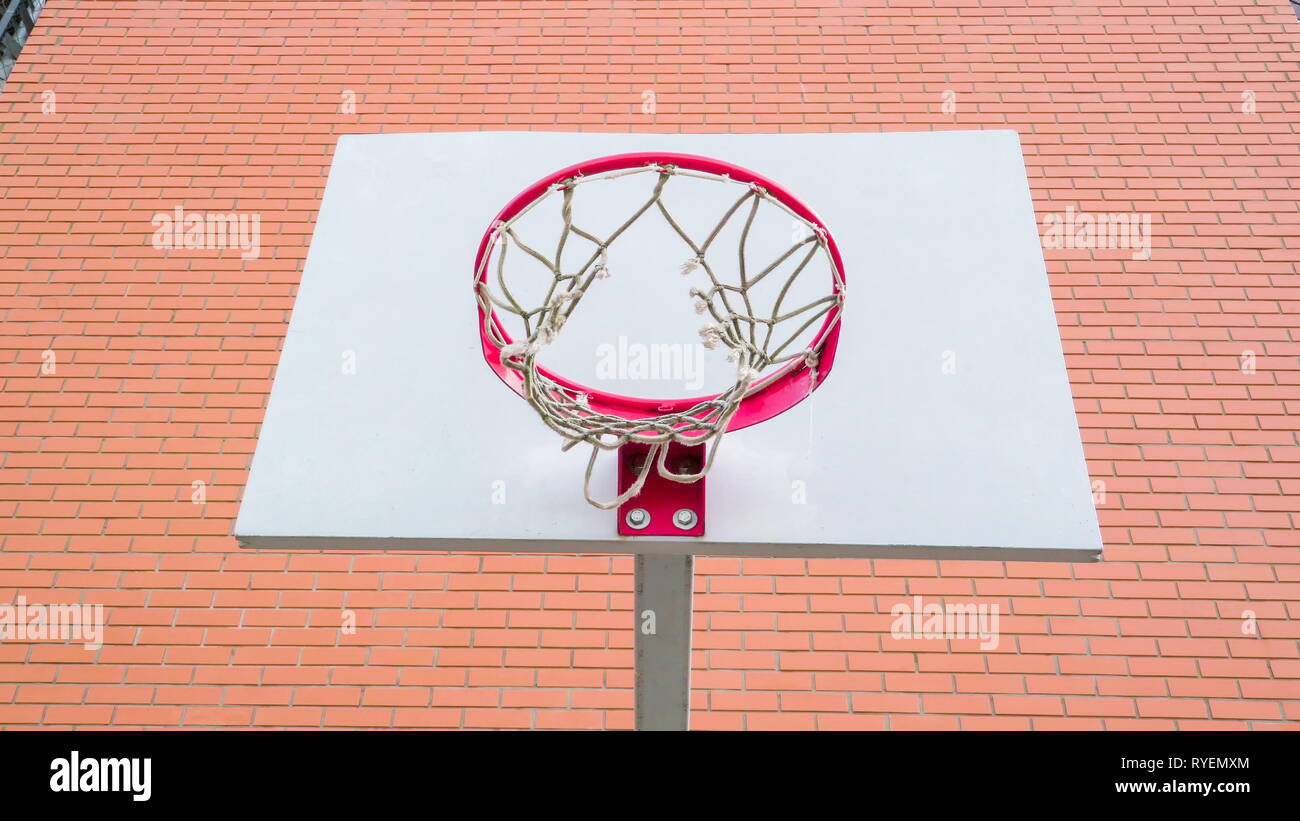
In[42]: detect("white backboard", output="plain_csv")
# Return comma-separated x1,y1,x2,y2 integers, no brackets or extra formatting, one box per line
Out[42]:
234,130,1102,561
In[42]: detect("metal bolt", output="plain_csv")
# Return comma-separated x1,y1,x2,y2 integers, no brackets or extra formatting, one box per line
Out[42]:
673,508,698,530
625,508,650,530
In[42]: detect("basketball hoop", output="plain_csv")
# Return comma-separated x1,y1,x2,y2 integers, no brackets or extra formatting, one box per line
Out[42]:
473,152,846,529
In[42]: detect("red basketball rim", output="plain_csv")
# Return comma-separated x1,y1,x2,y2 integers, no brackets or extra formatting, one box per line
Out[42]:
473,152,845,433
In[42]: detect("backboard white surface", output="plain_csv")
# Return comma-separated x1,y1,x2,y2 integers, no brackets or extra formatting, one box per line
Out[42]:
235,130,1102,561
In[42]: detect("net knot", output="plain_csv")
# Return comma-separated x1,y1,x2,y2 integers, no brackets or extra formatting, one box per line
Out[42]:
804,347,821,387
499,340,535,363
699,325,723,350
592,248,611,279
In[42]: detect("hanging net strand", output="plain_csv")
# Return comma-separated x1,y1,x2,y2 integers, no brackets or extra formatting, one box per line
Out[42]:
474,161,846,509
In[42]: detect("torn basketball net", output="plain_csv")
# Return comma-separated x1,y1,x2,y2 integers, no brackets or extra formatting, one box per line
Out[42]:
474,157,846,510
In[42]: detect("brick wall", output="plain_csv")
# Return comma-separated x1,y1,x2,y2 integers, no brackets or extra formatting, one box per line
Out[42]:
0,1,1297,730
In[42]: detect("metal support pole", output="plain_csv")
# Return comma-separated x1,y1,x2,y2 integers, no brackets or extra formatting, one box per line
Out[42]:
633,553,694,730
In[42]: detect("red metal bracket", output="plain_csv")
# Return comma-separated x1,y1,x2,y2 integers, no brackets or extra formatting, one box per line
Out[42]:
616,441,706,537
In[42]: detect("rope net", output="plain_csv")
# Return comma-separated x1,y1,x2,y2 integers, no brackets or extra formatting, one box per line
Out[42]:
474,161,846,509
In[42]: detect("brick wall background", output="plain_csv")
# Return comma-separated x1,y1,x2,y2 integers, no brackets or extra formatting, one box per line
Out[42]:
1,1,1297,730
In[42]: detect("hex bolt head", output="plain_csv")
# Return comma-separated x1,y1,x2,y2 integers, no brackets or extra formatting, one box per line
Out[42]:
673,508,698,530
675,457,701,476
625,508,650,530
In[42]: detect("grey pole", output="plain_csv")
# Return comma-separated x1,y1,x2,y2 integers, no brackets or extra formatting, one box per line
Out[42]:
633,553,694,730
